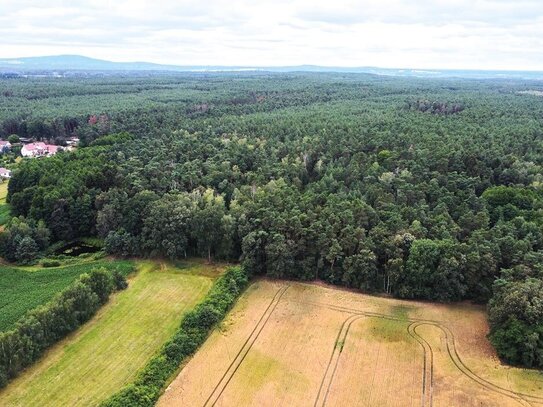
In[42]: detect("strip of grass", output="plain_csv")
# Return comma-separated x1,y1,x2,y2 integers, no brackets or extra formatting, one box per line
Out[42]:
102,265,248,407
0,205,11,226
0,259,133,332
0,260,217,407
0,181,11,226
0,181,8,203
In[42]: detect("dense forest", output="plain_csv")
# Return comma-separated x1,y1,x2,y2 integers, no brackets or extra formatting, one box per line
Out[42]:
2,72,543,368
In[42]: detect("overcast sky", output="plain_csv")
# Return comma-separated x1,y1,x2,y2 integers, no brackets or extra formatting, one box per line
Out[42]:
1,0,542,70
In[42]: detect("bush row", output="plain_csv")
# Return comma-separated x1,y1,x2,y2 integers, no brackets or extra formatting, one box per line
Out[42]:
101,265,249,407
0,266,130,388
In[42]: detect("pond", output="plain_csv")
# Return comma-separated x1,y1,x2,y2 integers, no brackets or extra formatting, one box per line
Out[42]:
54,242,100,257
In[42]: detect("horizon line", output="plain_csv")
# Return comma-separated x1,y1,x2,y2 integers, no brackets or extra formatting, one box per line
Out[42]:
2,54,543,74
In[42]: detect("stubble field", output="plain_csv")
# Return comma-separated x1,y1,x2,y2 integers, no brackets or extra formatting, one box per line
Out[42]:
159,280,543,407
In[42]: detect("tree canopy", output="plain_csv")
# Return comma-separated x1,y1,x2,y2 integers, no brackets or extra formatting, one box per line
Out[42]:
3,72,543,368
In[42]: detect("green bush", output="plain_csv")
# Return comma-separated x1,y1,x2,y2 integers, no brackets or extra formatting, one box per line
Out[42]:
41,259,62,267
0,267,129,388
81,267,114,304
101,265,249,407
112,269,128,290
489,318,543,368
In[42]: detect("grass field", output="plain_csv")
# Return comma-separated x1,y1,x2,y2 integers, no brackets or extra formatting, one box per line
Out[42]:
0,180,11,226
0,259,133,332
159,280,543,407
0,259,225,407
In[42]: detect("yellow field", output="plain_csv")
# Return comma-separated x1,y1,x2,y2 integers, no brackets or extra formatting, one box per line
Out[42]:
0,180,10,226
0,180,8,203
0,259,224,407
158,280,543,407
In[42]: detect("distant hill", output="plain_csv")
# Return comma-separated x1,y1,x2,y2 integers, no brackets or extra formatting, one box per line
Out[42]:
0,55,188,72
1,55,542,79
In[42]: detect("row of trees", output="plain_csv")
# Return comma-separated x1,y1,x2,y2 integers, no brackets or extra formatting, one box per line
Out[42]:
0,267,129,387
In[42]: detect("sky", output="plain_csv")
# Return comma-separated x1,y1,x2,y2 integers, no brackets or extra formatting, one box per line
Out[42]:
1,0,543,70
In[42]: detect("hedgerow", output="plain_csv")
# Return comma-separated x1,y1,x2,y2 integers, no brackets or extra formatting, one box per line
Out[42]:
100,265,249,407
0,266,131,388
0,260,134,332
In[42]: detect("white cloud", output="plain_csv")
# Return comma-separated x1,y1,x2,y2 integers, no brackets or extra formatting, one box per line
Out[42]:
0,0,542,70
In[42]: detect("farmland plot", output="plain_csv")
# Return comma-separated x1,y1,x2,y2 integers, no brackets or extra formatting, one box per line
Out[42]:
0,260,223,407
0,259,133,332
159,280,543,407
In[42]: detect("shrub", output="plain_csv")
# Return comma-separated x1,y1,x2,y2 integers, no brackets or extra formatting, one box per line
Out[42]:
112,269,128,290
15,236,39,264
489,318,543,368
81,267,114,304
105,229,137,257
41,259,62,268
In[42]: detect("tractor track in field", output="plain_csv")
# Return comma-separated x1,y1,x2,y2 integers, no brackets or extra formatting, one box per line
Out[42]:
202,291,542,407
203,285,290,407
304,300,543,407
410,321,542,407
407,322,434,407
313,314,365,407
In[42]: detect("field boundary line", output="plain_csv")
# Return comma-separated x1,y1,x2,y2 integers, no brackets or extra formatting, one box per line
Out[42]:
203,284,290,407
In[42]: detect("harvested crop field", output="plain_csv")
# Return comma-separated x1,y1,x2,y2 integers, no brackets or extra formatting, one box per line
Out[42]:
158,280,543,407
0,259,225,407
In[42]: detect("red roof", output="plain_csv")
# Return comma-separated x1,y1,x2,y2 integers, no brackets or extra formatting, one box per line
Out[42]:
23,142,58,153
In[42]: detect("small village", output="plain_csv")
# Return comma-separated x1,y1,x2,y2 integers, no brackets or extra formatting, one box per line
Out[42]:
0,137,78,180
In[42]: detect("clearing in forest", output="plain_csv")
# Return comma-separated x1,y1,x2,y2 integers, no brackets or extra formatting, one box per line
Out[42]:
159,280,543,407
0,259,225,407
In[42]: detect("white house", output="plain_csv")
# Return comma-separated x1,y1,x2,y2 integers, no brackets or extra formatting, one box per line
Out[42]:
21,142,60,158
0,140,11,153
66,137,80,147
0,168,11,178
